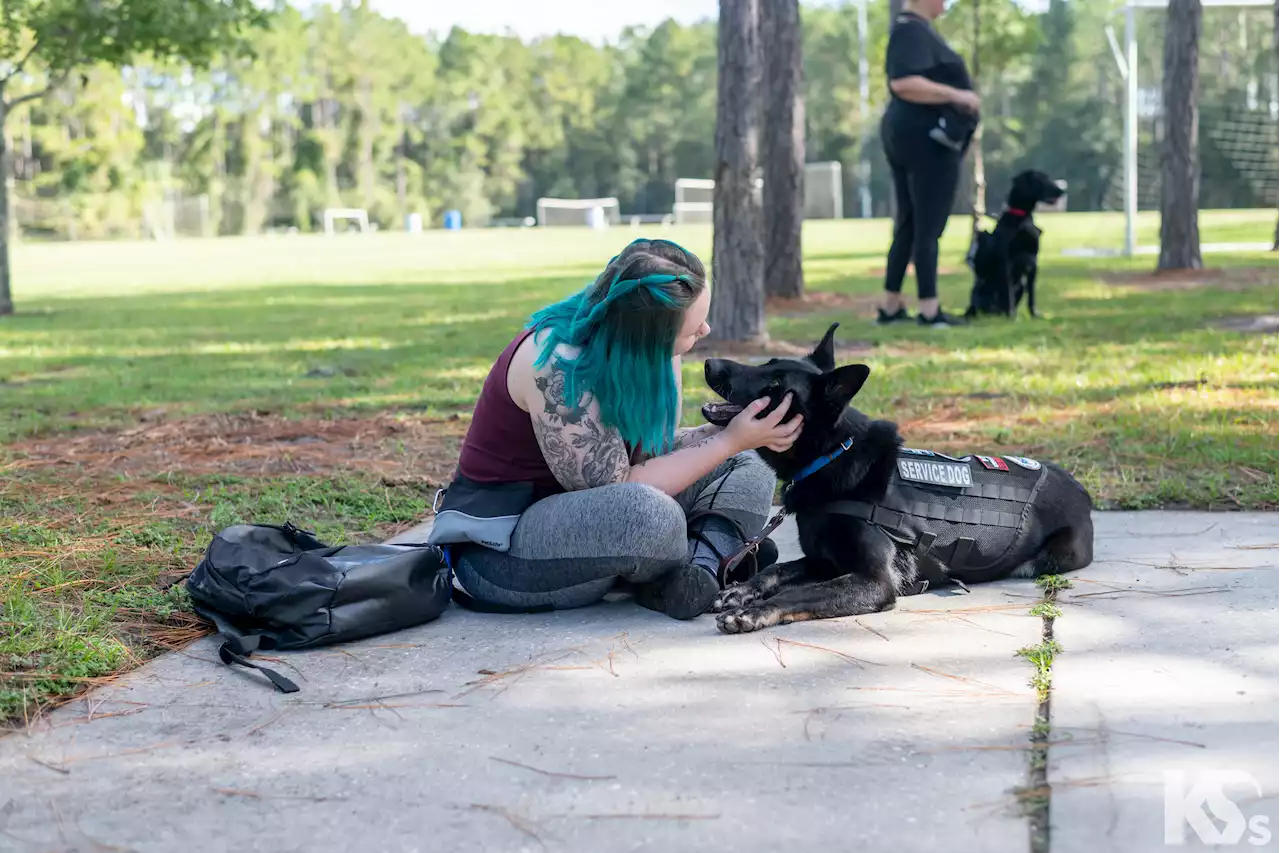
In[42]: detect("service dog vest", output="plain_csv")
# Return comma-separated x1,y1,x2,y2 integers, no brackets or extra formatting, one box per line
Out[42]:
823,448,1049,584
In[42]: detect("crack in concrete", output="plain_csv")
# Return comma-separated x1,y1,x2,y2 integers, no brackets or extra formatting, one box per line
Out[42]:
1023,576,1070,853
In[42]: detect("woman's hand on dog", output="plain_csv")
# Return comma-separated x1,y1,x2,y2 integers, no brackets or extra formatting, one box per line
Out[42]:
724,394,803,453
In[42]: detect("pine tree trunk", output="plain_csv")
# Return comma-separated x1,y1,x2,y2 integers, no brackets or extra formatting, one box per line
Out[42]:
761,0,805,300
710,0,766,343
318,78,340,205
1158,0,1203,270
358,76,376,211
241,108,271,235
0,97,11,317
208,111,225,237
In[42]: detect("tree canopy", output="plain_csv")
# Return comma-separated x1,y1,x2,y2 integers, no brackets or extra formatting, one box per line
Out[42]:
1,0,1274,239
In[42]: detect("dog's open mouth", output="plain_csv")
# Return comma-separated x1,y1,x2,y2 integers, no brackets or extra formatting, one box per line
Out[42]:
701,400,743,426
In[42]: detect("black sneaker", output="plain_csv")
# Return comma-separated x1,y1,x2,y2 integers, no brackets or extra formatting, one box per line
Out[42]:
633,564,720,620
918,309,968,328
876,306,912,325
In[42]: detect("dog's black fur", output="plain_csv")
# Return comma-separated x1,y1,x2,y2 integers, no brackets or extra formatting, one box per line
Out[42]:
701,324,1094,634
965,170,1064,319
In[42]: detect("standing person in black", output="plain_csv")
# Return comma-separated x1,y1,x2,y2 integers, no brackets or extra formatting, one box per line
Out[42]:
877,0,980,328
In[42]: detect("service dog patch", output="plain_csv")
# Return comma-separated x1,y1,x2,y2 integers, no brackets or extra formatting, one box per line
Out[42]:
897,457,973,488
976,455,1009,471
1003,455,1042,471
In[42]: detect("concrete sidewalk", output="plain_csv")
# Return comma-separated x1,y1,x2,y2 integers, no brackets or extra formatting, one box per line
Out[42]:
0,512,1274,853
1049,512,1278,852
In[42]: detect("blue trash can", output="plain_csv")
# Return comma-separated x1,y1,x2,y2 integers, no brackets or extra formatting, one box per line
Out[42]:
443,210,462,230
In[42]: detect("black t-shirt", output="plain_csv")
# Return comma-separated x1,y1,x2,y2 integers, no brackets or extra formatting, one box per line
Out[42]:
884,13,971,127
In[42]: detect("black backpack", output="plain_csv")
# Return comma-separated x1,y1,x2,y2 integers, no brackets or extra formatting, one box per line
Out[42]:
187,523,452,693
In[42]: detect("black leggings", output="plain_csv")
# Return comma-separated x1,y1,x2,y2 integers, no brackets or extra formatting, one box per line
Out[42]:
881,120,962,302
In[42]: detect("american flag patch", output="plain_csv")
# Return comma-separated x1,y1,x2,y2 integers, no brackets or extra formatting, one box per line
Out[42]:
976,455,1008,471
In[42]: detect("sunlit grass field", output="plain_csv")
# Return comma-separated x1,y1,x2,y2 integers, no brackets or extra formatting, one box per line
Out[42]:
1,209,1276,723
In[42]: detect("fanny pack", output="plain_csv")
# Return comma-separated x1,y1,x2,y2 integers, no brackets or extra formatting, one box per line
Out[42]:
427,475,535,552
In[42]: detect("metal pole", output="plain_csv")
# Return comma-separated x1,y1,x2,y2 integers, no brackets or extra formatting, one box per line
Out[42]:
970,0,986,237
857,0,872,218
1124,2,1138,257
1269,0,1280,247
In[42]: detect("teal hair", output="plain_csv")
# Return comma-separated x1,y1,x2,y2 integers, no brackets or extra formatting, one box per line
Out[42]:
528,240,705,454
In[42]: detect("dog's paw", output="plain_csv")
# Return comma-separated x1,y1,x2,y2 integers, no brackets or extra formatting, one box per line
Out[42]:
716,605,782,634
710,583,761,614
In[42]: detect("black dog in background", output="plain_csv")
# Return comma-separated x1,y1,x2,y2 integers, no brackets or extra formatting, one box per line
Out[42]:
700,324,1094,634
966,170,1065,319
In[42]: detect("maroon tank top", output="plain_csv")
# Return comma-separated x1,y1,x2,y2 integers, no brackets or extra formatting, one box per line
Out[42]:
456,329,564,498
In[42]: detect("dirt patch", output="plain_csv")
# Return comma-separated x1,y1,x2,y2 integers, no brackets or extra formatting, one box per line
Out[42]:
9,411,469,484
1101,266,1278,291
1214,314,1279,334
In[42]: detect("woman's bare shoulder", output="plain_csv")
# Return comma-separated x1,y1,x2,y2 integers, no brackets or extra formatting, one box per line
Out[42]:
506,330,580,415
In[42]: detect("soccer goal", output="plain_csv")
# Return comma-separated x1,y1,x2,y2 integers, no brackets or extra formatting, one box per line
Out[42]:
674,169,840,223
535,197,620,228
803,161,844,220
1066,0,1278,256
673,179,715,225
324,208,370,235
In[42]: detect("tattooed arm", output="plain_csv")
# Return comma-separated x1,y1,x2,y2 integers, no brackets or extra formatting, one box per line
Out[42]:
672,423,724,449
528,360,742,496
634,424,725,461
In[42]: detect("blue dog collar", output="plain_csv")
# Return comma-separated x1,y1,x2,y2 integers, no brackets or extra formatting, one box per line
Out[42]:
789,437,854,486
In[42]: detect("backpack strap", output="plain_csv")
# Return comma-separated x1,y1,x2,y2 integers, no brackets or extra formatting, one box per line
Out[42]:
217,635,300,694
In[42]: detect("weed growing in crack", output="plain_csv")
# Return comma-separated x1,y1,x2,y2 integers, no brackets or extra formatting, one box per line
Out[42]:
1029,600,1062,619
1035,574,1074,596
1018,639,1063,701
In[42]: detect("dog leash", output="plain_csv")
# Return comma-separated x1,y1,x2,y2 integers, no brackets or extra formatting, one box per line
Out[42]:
717,507,788,585
716,437,856,584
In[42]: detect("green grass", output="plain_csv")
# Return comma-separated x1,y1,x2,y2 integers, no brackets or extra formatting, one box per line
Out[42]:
1,209,1276,724
0,467,436,723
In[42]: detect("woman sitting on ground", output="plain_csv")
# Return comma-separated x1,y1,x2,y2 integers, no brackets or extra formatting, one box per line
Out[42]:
445,238,802,619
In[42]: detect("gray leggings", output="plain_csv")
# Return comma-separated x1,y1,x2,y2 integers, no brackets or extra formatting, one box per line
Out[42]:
452,452,776,610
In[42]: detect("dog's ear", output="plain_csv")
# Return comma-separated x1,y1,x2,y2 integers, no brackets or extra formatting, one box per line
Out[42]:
824,363,870,407
810,323,840,372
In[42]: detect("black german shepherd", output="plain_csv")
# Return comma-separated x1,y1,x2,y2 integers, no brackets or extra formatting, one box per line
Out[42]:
701,324,1094,634
966,170,1065,319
